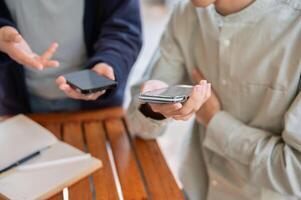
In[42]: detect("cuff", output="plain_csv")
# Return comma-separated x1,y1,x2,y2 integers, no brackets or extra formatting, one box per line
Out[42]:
203,111,242,157
127,97,170,139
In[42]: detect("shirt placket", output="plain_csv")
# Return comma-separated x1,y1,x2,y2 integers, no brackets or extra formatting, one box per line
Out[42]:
217,18,233,111
206,17,235,199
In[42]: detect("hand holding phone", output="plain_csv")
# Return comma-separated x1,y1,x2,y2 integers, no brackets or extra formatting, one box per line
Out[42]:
63,70,117,94
56,64,117,101
139,80,211,121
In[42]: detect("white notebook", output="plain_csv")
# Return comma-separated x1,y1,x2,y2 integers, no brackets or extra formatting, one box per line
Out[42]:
0,115,102,200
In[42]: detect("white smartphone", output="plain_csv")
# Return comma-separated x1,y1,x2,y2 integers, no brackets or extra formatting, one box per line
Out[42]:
139,85,193,104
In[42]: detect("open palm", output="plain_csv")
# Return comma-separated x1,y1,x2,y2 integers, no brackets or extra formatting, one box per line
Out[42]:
0,26,59,70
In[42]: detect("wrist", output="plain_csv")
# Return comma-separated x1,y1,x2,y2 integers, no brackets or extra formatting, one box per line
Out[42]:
205,110,220,127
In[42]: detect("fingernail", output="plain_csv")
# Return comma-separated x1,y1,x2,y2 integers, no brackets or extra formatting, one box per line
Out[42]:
201,80,207,85
196,85,202,92
175,103,181,109
54,62,60,67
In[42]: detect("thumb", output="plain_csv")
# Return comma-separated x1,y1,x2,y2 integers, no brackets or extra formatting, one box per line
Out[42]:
1,26,22,43
141,80,168,93
190,80,208,110
93,64,115,80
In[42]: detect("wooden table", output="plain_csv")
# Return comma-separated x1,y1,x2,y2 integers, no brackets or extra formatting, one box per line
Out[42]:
25,107,184,200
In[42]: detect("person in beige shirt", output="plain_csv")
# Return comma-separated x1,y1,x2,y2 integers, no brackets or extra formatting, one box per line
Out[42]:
127,0,301,199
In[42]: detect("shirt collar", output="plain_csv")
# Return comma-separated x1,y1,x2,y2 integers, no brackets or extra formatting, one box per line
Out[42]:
209,0,273,24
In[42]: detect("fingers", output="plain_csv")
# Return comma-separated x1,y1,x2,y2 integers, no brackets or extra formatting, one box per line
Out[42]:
14,42,59,70
14,52,43,70
149,103,183,118
42,59,60,67
27,42,60,69
93,63,115,80
39,43,60,68
150,81,211,121
60,84,104,100
56,76,104,101
173,112,194,121
0,27,59,69
56,76,67,85
41,43,58,60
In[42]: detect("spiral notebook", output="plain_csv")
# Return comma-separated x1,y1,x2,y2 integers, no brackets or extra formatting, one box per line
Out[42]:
0,115,102,200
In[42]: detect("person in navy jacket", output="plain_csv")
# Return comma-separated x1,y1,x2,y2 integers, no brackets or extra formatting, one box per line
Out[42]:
0,0,142,114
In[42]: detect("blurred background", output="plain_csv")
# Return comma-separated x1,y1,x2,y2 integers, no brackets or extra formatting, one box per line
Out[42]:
125,0,193,187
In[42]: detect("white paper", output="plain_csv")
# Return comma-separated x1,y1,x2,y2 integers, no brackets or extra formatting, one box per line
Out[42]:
0,115,58,170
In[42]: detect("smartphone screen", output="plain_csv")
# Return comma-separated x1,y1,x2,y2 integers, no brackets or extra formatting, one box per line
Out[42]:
139,85,193,104
143,85,193,98
64,70,117,94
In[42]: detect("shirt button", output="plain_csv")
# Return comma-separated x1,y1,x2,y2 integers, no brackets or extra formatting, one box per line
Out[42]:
223,39,230,47
221,79,227,85
167,43,172,50
212,180,218,186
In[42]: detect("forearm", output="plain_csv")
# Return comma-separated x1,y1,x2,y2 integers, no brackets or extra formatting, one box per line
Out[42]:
204,110,301,196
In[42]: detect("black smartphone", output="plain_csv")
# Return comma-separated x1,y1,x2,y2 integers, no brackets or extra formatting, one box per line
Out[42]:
139,85,193,104
63,70,117,94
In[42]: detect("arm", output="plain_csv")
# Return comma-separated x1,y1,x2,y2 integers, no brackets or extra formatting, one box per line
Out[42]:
127,4,191,139
86,0,143,99
204,91,301,196
57,0,142,101
192,68,301,196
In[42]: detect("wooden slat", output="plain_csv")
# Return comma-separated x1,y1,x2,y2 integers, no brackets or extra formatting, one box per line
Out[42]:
105,119,148,200
133,138,185,200
84,121,119,200
43,123,64,200
47,193,64,200
43,123,62,139
62,123,92,200
0,116,9,122
0,194,8,200
28,107,123,124
0,108,184,199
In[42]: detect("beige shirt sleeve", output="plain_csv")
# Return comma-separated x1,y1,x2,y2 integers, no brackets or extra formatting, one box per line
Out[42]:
204,89,301,196
126,5,189,139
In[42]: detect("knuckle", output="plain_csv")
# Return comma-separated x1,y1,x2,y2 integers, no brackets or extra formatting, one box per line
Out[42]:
172,104,180,110
173,116,180,120
179,109,189,116
182,117,189,121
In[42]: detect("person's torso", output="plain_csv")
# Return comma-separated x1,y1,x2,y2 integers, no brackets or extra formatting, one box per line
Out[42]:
173,0,301,199
5,0,87,99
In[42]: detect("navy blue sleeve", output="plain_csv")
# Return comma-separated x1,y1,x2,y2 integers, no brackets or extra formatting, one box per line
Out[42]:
85,0,142,100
